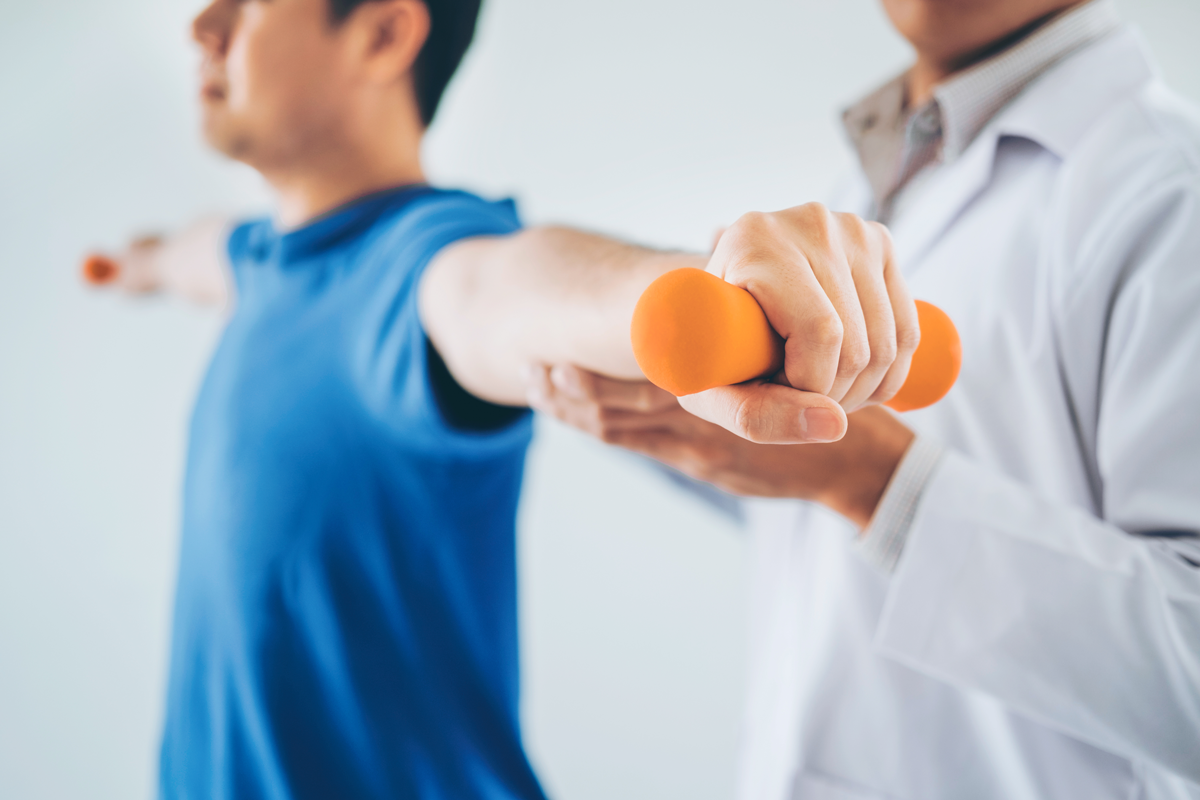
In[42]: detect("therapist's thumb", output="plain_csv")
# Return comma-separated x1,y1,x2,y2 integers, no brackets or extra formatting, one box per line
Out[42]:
677,381,847,444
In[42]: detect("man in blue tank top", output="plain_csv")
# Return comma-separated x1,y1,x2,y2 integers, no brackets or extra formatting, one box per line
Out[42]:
84,0,919,796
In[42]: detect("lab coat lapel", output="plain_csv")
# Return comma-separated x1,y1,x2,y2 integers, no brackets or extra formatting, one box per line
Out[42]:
889,133,1000,274
997,29,1155,159
888,28,1155,277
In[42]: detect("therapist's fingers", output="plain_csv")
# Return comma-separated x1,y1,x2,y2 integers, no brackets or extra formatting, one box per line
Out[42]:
525,364,685,441
711,210,845,398
546,364,678,413
836,217,899,411
867,236,920,405
794,210,873,404
678,380,847,444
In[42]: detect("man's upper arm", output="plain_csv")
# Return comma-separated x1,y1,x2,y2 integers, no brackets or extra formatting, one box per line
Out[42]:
420,227,688,408
419,234,531,407
167,216,238,307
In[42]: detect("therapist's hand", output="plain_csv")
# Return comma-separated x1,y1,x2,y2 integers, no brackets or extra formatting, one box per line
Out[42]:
685,204,920,445
526,364,915,529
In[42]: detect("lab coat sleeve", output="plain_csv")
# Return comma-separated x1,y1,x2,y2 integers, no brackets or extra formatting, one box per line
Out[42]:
856,435,946,574
874,172,1200,781
648,459,745,523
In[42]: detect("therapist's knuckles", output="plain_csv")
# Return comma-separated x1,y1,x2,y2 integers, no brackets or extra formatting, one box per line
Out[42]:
719,205,905,404
841,332,898,410
715,209,788,259
835,321,874,389
784,308,846,396
866,351,912,408
868,314,919,407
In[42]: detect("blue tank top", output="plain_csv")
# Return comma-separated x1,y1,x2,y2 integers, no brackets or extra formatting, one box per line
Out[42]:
159,187,546,800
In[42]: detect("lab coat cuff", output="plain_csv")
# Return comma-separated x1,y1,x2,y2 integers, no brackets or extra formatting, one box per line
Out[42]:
872,450,982,666
856,435,946,574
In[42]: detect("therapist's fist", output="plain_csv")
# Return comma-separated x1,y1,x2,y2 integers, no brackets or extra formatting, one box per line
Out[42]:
682,204,920,444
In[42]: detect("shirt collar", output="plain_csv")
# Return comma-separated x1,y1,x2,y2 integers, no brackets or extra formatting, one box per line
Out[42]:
842,0,1121,210
990,27,1156,159
875,27,1155,270
934,0,1121,162
271,184,431,263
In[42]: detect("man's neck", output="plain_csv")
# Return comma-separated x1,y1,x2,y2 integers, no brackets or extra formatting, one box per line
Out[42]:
906,4,1080,109
263,138,426,229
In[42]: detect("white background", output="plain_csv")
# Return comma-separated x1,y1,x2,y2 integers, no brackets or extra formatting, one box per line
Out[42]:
1,1,1197,798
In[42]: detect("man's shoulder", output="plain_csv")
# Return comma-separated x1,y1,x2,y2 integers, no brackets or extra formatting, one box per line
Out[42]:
225,216,273,262
381,187,522,242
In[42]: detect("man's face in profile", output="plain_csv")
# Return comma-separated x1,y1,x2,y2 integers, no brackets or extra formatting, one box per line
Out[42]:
191,0,354,168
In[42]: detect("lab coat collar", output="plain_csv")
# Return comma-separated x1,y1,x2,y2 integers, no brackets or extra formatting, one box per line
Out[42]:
889,27,1156,271
995,27,1157,159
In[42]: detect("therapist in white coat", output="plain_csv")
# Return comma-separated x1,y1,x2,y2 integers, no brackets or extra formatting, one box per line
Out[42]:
526,0,1200,796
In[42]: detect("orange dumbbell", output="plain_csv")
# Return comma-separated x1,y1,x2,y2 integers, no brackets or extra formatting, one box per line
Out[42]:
81,254,121,285
631,268,961,412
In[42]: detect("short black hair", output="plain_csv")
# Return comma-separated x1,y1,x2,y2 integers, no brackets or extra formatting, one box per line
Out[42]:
329,0,483,126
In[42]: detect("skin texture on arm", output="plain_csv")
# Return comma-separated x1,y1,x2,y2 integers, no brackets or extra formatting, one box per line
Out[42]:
81,216,234,307
420,226,702,407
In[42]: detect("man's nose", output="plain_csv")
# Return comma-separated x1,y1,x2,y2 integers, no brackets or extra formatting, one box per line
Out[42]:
191,0,231,56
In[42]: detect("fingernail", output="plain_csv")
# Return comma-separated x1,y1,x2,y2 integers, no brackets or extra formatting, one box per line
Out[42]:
549,365,582,396
799,407,841,443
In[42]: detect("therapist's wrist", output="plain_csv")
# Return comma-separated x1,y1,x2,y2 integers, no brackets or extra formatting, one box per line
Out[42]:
815,407,914,531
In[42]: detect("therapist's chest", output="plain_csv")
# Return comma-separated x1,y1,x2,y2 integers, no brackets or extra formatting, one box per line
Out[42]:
884,146,1100,512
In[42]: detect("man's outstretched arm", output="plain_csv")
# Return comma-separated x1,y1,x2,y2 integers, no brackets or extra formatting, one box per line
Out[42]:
81,217,233,307
420,204,920,444
420,226,695,405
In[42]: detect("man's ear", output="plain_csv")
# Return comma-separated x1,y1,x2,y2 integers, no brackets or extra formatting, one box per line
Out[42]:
349,0,431,85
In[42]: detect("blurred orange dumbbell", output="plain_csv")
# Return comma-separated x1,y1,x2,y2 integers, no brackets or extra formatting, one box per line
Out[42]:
81,254,121,285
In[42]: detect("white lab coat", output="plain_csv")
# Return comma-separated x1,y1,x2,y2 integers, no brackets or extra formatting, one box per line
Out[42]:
738,28,1200,800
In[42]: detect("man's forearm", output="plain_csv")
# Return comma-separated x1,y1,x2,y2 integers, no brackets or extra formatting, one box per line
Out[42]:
157,216,233,305
83,216,233,307
420,226,702,406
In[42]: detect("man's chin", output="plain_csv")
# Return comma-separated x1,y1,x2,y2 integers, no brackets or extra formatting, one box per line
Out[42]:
201,116,253,162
